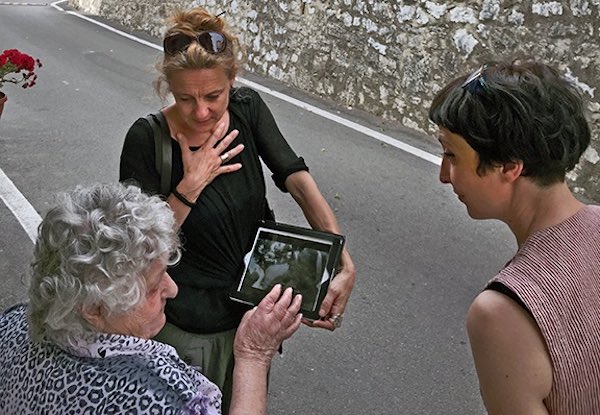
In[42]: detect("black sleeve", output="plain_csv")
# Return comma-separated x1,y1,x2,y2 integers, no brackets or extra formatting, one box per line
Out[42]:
486,281,533,317
242,88,309,192
119,118,162,195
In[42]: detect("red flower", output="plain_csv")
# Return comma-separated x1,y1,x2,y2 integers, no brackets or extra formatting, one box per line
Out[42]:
0,49,43,90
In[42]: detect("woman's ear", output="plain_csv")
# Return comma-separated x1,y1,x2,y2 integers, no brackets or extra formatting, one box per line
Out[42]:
80,304,105,330
501,160,524,183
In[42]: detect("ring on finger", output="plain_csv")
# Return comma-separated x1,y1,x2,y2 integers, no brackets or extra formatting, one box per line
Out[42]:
220,152,230,163
329,313,343,329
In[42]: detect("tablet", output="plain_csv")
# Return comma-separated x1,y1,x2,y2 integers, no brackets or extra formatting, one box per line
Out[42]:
230,221,345,320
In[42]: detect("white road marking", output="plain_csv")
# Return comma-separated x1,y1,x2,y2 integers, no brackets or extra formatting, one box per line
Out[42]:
0,168,40,243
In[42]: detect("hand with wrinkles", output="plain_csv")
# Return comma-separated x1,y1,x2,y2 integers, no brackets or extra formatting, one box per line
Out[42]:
175,122,245,200
234,285,303,365
230,286,302,415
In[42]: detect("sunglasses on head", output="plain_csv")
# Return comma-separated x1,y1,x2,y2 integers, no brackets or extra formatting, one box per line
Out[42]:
163,31,227,56
462,64,488,94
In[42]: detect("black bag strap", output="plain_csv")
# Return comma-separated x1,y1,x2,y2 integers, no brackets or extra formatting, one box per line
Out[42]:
145,112,172,197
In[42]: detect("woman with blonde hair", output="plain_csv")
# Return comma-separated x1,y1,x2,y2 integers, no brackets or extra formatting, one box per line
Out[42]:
119,7,355,411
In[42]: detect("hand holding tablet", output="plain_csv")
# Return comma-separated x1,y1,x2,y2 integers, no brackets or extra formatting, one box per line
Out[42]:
230,221,345,321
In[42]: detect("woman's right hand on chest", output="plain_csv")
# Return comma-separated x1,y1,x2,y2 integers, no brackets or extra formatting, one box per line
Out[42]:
176,122,245,199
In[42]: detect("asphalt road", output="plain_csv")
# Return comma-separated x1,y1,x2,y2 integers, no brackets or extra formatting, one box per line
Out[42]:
0,1,516,414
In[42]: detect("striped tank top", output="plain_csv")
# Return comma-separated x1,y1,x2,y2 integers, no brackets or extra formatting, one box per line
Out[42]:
489,205,600,414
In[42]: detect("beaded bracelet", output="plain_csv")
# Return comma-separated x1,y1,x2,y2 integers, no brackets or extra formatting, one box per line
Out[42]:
172,188,196,208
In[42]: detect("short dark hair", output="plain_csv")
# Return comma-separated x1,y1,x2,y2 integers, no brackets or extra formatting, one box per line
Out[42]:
429,59,590,185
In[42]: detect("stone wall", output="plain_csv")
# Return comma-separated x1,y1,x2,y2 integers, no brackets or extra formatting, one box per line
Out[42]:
69,0,600,201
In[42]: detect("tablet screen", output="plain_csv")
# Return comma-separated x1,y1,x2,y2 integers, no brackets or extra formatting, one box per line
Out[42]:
230,222,345,319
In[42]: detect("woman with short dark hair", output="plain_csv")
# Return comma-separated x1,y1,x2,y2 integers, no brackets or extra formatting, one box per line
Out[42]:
430,59,600,414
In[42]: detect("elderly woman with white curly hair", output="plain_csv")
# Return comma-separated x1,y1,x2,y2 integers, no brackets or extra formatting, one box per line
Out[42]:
0,182,302,415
